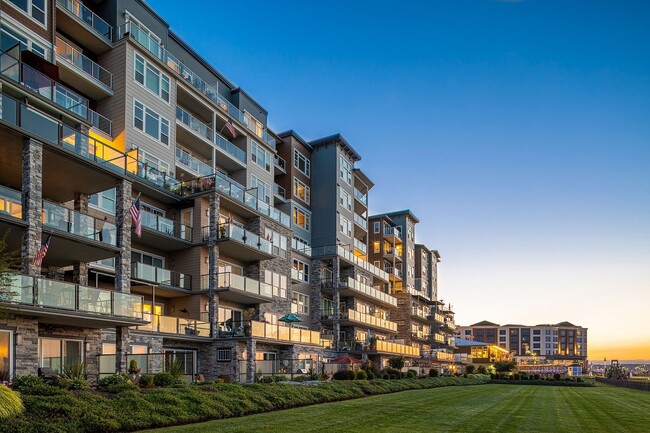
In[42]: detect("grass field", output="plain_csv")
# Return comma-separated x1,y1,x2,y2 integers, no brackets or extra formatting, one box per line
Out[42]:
140,383,650,433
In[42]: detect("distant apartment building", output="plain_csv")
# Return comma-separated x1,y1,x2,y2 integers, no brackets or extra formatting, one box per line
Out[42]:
0,0,457,382
457,321,588,365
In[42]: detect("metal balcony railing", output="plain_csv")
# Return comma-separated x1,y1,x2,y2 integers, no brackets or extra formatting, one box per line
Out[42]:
57,0,113,43
131,263,191,290
42,200,116,245
55,37,113,90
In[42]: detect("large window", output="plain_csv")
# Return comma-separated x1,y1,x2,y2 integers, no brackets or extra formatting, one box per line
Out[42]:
39,338,82,374
134,100,169,145
264,270,288,299
265,227,288,257
293,178,310,205
251,175,271,204
89,188,116,214
293,149,310,177
244,112,263,138
292,259,309,283
292,292,309,315
1,23,47,58
293,206,310,231
339,215,351,237
134,53,170,102
0,330,13,381
251,142,271,171
339,156,352,185
7,0,46,26
138,150,170,174
339,188,351,211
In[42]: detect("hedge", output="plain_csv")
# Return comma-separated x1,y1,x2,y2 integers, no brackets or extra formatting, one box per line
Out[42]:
489,379,594,387
0,385,23,419
1,376,488,432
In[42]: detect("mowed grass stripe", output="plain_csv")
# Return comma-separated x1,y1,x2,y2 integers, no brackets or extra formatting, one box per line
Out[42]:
140,384,650,433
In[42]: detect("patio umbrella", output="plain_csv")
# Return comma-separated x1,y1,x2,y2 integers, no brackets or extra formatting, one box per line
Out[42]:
331,355,362,364
278,313,303,324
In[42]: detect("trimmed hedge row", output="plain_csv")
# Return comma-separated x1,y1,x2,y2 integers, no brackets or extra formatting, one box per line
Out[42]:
489,379,594,387
2,376,488,433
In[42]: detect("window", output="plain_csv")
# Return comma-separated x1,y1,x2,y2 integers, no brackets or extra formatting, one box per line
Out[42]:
293,177,310,204
292,259,309,283
292,292,309,315
264,227,288,257
0,330,13,381
39,338,82,374
134,100,169,144
89,188,116,214
134,53,170,102
292,236,310,253
374,260,380,267
499,329,506,335
293,206,310,231
374,221,380,234
294,149,310,177
251,175,271,204
264,270,288,298
339,188,351,211
339,156,352,184
251,142,271,171
7,0,46,26
243,112,263,138
1,23,47,58
373,241,380,253
216,349,231,362
533,329,541,335
339,215,351,237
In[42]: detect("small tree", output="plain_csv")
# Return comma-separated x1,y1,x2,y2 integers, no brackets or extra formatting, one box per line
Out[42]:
388,356,405,371
465,365,476,374
494,361,516,373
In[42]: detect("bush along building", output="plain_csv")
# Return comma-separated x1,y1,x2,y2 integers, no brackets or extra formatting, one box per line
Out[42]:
0,0,456,383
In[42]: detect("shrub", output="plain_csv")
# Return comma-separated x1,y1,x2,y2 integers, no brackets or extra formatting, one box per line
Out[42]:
477,365,487,375
138,375,154,388
389,374,397,380
577,377,583,382
494,361,517,373
553,373,562,381
514,373,521,380
367,373,375,380
0,385,23,419
153,372,183,387
293,375,309,382
382,374,390,380
11,375,65,396
533,374,540,380
406,370,417,379
165,358,185,378
62,363,87,381
128,359,141,376
57,378,90,390
97,374,130,391
465,365,476,374
355,370,367,380
106,381,140,394
259,376,273,384
332,370,355,381
429,368,439,377
272,375,288,382
388,356,405,370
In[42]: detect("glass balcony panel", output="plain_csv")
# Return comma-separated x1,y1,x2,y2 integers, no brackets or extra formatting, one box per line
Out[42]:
37,279,76,310
78,285,112,314
0,186,23,219
1,275,34,304
215,133,246,163
55,37,113,89
57,0,113,42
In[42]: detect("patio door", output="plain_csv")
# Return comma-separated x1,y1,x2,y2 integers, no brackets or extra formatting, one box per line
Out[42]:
180,208,192,240
0,330,13,381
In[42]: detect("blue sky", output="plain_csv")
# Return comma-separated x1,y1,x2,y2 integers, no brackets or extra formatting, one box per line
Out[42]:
150,0,650,359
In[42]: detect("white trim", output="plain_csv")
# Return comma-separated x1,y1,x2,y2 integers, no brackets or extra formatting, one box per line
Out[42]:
4,0,48,30
293,176,310,205
133,51,171,104
132,98,170,147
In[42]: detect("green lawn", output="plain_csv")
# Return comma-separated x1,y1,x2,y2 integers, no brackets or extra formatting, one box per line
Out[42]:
140,384,650,433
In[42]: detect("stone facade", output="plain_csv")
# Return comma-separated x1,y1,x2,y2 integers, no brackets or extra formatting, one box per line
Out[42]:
21,138,43,277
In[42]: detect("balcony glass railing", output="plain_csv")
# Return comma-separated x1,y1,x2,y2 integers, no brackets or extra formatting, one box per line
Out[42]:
310,245,389,281
250,321,321,345
340,277,397,307
384,265,403,279
0,51,112,135
42,200,116,245
0,274,143,319
353,213,367,229
274,155,286,172
375,340,420,357
423,350,454,361
136,314,210,337
55,37,112,90
141,209,192,242
433,333,445,343
213,272,273,299
175,147,213,177
57,0,113,43
131,263,191,290
181,174,291,227
353,238,367,254
322,308,397,332
213,223,274,255
411,307,430,321
116,20,275,149
215,132,246,164
176,106,212,141
353,188,367,205
273,183,286,199
0,186,23,219
384,226,402,239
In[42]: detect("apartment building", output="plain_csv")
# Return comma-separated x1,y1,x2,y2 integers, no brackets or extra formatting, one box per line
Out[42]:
457,321,588,366
367,212,457,367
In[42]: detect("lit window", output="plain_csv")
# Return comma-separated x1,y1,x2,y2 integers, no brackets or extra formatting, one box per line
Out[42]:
293,206,311,231
293,178,310,204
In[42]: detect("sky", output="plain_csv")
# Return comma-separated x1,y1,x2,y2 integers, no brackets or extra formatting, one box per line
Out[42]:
149,0,650,361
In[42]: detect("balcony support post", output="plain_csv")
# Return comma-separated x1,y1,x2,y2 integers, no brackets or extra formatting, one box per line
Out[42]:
114,180,132,373
333,256,341,352
21,138,43,276
207,193,220,338
73,192,90,285
246,339,256,384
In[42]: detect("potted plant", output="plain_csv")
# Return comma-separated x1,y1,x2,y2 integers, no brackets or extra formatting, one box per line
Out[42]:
128,359,141,381
243,307,256,337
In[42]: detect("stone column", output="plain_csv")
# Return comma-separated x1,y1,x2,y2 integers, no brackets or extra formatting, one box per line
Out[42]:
246,339,256,384
73,193,90,286
21,138,43,277
207,192,220,338
333,256,341,351
114,180,132,373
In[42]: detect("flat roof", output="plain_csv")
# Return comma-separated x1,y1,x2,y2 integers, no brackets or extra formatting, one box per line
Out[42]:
277,130,312,150
369,209,420,223
309,134,361,161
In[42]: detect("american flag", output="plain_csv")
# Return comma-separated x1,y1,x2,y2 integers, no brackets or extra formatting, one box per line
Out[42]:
32,234,51,266
225,121,237,139
130,196,142,238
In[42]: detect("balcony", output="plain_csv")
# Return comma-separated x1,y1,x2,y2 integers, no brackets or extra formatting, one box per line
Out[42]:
353,213,367,230
322,308,397,333
214,132,246,170
55,37,112,98
384,246,402,262
0,274,145,327
116,20,276,149
422,350,455,362
411,307,431,322
131,263,192,291
353,188,368,207
205,272,273,304
180,173,291,227
384,265,403,281
251,321,321,346
176,106,212,143
326,277,397,308
442,321,458,332
0,186,23,220
175,147,213,177
56,0,113,52
274,155,286,173
353,238,367,255
139,209,192,250
432,332,445,344
0,51,112,135
273,183,287,204
205,223,275,262
428,312,445,324
135,314,210,338
374,340,420,357
383,226,402,244
311,245,389,282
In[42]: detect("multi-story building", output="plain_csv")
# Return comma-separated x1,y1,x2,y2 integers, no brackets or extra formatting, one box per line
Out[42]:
457,321,588,366
0,0,459,382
